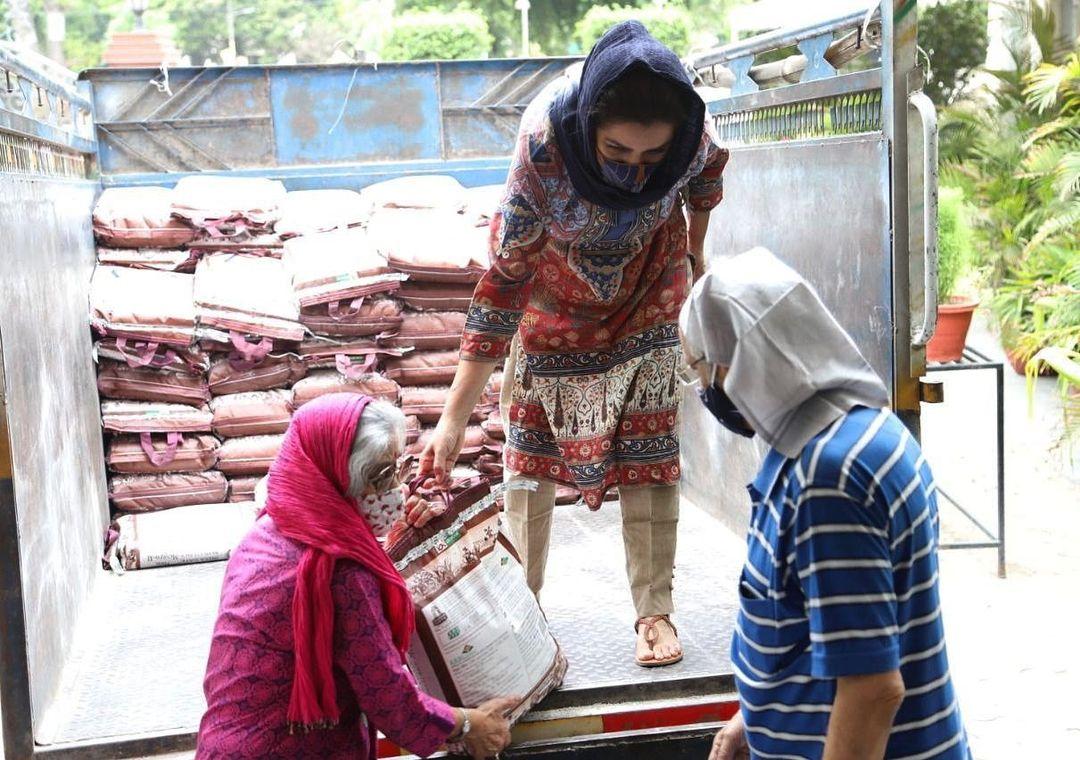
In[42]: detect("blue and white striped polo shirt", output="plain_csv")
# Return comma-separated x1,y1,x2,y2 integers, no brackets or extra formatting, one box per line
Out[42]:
732,406,971,759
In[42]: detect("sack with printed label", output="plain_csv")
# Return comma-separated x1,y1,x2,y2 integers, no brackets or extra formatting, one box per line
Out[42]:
360,175,467,213
171,176,286,238
103,501,259,571
385,477,566,724
101,401,213,434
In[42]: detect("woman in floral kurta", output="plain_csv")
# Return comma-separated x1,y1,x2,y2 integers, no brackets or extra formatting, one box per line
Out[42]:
420,21,727,666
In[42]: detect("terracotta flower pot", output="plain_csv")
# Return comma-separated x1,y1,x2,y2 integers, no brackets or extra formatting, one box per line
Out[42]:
927,297,979,363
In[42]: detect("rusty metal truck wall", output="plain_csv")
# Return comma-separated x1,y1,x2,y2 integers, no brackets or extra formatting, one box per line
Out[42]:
0,50,105,754
80,58,579,190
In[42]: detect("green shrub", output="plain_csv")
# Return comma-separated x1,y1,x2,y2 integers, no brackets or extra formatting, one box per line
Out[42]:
937,186,974,300
574,4,692,56
918,0,990,107
381,9,494,61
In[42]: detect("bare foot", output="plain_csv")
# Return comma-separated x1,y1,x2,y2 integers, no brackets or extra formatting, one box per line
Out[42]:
636,616,683,666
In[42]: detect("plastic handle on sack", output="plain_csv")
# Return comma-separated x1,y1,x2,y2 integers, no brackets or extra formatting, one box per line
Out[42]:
336,353,377,380
139,432,182,467
229,332,273,364
116,338,162,368
327,297,365,321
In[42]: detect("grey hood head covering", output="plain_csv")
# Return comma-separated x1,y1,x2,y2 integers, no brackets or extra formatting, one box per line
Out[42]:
678,248,890,459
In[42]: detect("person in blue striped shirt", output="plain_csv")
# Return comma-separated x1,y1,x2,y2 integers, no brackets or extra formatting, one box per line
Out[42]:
679,248,971,760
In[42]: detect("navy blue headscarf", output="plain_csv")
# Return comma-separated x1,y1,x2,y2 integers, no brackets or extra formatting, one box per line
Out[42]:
551,21,705,211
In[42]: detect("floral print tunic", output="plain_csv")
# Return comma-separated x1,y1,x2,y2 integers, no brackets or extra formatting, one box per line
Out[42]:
461,83,728,507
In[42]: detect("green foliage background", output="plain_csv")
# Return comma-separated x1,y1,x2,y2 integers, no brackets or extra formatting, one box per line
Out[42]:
918,0,990,107
575,4,691,55
381,8,493,61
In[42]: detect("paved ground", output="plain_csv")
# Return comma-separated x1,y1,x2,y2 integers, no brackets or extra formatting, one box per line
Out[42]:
922,319,1079,759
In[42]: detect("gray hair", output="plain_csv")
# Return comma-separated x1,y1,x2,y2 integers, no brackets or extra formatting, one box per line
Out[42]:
346,400,406,499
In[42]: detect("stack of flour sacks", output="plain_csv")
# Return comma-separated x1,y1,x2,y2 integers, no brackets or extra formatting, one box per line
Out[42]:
91,174,506,571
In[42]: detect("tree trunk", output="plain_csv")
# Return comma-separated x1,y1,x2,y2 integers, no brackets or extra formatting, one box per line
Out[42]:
42,0,65,65
6,0,39,51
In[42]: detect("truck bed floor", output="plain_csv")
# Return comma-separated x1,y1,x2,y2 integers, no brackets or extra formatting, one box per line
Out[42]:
38,497,742,749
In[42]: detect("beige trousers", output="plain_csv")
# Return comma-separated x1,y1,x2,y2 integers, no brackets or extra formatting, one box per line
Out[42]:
500,336,680,619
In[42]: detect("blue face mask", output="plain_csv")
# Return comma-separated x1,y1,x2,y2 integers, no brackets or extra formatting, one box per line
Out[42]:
696,366,755,439
598,157,658,193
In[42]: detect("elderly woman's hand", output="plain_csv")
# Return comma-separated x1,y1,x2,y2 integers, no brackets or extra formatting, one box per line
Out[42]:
463,697,517,759
404,487,447,529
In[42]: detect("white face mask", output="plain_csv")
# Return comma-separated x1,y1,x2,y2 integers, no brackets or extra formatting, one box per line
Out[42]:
358,485,406,538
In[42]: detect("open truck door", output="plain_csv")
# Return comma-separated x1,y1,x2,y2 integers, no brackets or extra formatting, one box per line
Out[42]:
0,3,935,758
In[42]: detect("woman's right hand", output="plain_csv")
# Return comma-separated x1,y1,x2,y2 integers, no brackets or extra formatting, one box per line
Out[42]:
463,697,517,758
418,422,465,487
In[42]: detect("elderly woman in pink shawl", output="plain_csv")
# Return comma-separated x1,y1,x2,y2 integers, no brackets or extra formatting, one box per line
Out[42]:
197,393,514,759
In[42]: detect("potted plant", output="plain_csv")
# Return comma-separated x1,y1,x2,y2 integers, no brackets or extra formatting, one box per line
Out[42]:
927,186,979,363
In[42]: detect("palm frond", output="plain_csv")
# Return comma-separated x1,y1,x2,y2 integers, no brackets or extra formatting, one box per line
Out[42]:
1023,198,1080,256
1052,148,1080,201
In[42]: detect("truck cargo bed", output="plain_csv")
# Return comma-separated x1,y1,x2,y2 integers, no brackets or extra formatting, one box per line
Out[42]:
36,497,741,756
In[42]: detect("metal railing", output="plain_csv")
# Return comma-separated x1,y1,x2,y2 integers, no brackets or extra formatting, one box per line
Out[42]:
0,45,96,176
688,5,884,145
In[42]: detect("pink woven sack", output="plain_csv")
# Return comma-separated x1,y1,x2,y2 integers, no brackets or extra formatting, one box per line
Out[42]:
297,337,407,379
299,295,404,338
360,175,467,212
275,189,369,239
217,434,285,476
106,433,220,474
408,425,486,462
396,281,476,312
170,176,286,237
282,227,403,307
108,471,228,512
101,401,213,434
95,339,210,375
481,409,504,441
97,363,210,406
227,476,262,503
401,386,489,425
291,371,401,408
383,350,460,386
209,353,307,396
368,208,488,284
405,415,421,445
97,247,199,273
92,187,196,249
384,311,466,351
194,253,303,341
90,266,197,346
210,390,293,438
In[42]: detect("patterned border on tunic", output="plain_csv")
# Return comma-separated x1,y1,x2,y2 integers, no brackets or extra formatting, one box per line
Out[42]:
525,324,681,377
465,305,522,337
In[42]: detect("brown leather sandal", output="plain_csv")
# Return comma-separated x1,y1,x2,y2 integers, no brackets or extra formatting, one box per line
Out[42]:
634,615,683,668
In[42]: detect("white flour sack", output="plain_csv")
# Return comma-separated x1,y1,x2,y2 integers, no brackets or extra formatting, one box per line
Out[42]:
385,478,567,723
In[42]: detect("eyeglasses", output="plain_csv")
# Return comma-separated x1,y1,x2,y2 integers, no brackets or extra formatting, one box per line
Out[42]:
677,354,707,387
369,454,413,492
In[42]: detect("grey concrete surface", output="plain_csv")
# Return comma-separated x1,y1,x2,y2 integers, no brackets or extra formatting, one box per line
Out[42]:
923,318,1080,760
